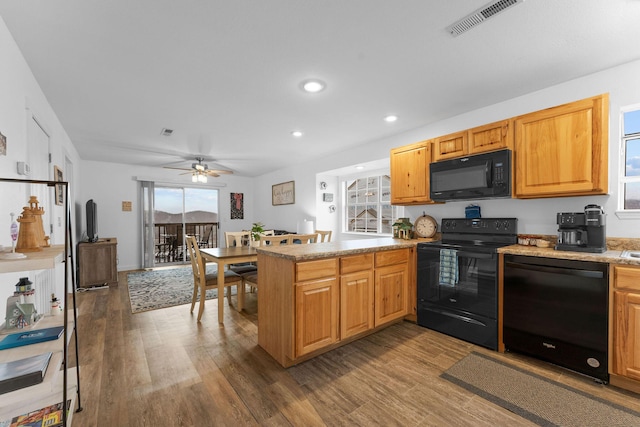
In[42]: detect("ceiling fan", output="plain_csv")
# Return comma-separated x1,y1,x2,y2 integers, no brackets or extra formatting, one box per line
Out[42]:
163,156,233,182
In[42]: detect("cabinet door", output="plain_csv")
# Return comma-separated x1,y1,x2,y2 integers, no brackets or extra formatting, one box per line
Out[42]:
295,278,338,357
390,140,432,205
78,241,117,287
433,130,468,161
468,120,512,155
613,290,640,381
374,264,408,326
340,271,374,339
514,94,608,198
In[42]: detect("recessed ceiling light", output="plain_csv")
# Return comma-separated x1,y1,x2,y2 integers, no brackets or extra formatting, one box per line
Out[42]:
300,79,326,93
355,165,365,170
291,131,303,137
384,115,398,123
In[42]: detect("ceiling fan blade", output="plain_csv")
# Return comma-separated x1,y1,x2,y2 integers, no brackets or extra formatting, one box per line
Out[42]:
205,169,233,175
163,166,193,171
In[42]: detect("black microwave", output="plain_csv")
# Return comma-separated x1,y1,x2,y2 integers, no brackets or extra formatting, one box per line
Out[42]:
430,149,511,201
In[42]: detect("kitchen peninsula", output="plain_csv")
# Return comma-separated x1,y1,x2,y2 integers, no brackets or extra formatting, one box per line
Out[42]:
256,238,423,367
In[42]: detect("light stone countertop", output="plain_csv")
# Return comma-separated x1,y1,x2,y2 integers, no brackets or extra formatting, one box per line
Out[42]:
256,235,640,266
256,237,437,261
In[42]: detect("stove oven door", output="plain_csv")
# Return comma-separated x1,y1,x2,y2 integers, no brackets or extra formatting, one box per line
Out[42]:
417,244,499,349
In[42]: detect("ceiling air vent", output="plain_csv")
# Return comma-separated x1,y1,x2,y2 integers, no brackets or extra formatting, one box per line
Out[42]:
446,0,524,37
161,128,173,136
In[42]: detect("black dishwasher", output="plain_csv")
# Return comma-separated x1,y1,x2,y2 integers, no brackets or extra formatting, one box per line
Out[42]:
503,254,609,382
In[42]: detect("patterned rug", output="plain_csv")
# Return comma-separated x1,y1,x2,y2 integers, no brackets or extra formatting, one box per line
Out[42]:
442,351,640,426
127,266,235,314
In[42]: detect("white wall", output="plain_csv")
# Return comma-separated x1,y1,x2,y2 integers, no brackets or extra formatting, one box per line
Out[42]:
78,161,255,271
0,17,81,313
253,58,640,240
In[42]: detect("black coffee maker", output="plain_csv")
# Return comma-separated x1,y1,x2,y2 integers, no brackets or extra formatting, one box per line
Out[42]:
555,204,606,253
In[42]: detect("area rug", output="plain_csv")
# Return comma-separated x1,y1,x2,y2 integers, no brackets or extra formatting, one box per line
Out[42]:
441,351,640,426
127,266,235,314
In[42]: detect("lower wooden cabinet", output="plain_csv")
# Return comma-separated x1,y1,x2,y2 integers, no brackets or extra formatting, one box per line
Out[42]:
77,238,118,288
295,278,339,356
258,247,411,367
341,269,374,339
611,264,640,389
375,264,408,326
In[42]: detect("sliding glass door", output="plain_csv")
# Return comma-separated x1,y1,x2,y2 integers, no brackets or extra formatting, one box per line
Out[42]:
142,183,219,268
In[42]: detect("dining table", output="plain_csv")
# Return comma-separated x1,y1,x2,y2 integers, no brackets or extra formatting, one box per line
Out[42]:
199,246,258,323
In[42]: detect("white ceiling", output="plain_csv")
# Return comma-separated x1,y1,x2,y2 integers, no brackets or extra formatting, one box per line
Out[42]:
2,0,640,177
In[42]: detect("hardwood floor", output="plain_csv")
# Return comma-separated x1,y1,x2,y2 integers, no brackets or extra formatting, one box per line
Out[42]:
69,271,640,426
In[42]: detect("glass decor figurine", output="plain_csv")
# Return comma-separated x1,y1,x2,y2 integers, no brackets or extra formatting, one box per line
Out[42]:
0,212,27,259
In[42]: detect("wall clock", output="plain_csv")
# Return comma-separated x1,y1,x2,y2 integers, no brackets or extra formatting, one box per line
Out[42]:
414,214,437,238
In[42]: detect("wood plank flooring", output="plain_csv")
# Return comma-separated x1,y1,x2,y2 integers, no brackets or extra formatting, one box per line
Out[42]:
68,271,640,426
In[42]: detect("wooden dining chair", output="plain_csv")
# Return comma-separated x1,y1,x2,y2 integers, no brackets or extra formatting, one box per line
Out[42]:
224,231,257,276
315,229,332,242
224,231,251,248
292,233,318,244
260,234,293,246
242,234,293,292
186,235,243,321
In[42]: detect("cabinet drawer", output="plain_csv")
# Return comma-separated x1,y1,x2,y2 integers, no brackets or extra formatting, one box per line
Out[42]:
340,253,373,274
614,265,640,292
375,249,409,268
296,258,338,282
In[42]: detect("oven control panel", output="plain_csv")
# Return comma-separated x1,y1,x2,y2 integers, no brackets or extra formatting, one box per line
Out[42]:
441,218,518,235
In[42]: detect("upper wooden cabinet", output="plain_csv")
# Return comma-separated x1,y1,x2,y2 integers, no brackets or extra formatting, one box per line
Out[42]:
433,130,467,161
390,140,437,205
468,120,512,155
514,94,609,198
433,120,512,161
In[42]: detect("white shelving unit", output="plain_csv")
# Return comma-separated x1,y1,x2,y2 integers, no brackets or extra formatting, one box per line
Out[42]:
0,178,81,426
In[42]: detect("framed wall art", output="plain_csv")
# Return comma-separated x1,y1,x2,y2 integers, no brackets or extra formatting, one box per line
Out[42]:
0,131,6,156
272,180,295,206
54,165,64,205
230,192,244,219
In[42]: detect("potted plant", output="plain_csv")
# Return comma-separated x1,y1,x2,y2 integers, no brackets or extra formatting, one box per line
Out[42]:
251,222,265,245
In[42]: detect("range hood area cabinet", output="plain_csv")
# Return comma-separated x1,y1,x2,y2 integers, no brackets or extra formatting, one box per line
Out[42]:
390,140,439,205
433,119,513,162
514,93,609,198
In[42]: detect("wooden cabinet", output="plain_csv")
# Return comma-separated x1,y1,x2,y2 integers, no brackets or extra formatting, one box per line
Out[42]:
611,264,640,391
295,278,339,356
295,259,339,357
433,130,467,161
433,120,512,161
77,238,118,288
340,254,374,339
258,246,412,367
390,140,438,205
514,93,608,198
468,120,512,155
374,249,409,325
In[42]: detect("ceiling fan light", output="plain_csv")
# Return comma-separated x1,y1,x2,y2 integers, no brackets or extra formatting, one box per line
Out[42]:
192,173,198,183
195,164,205,171
199,174,208,183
